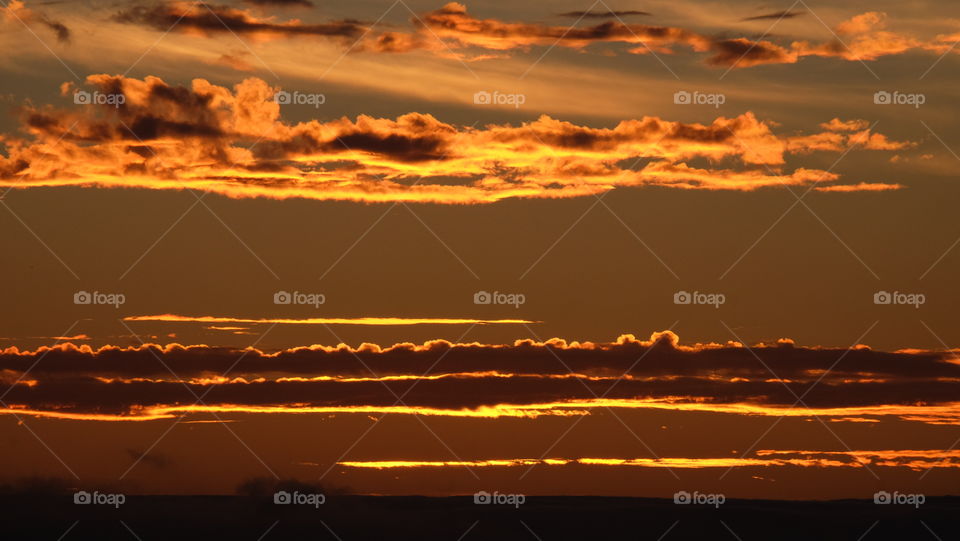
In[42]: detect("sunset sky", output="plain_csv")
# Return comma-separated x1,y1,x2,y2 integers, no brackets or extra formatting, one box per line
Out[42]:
1,0,959,500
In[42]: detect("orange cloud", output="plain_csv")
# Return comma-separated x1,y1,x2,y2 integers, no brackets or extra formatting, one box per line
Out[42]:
0,76,910,203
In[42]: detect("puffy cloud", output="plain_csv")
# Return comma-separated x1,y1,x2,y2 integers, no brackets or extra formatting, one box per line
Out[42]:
0,76,911,203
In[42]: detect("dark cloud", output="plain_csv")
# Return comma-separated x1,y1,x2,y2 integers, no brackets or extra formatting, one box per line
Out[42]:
113,2,364,39
125,448,173,470
2,335,958,418
741,10,805,22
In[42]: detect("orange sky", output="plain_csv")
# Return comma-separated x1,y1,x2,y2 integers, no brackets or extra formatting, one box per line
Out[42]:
1,0,959,500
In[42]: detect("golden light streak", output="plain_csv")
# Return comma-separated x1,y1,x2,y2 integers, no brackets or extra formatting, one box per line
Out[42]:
123,314,536,325
3,399,958,424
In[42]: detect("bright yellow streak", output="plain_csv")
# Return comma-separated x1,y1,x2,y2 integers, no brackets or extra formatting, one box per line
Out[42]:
124,314,536,325
2,398,959,424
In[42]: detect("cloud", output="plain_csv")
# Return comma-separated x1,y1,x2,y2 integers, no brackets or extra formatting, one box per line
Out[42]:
740,10,805,22
2,0,70,43
0,76,911,203
113,1,364,41
1,332,958,423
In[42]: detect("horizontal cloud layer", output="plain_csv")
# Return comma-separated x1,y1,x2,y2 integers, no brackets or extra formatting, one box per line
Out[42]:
101,3,960,68
2,332,958,423
0,75,910,203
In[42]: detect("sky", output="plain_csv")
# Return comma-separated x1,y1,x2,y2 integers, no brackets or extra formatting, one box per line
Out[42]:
1,0,959,500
